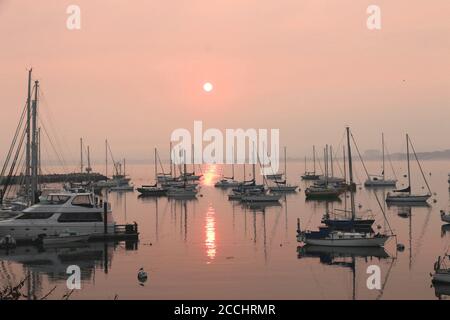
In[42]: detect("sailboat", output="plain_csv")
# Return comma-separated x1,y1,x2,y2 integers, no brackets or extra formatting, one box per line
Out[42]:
297,127,390,247
215,147,240,188
385,134,431,204
316,145,345,184
269,147,298,192
137,148,168,196
167,150,198,199
365,133,397,187
301,146,321,180
305,146,341,200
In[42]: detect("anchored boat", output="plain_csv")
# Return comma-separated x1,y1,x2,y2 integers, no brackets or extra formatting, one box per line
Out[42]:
0,193,115,241
385,134,431,204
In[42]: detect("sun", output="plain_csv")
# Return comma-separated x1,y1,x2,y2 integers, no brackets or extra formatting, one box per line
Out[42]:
203,82,213,93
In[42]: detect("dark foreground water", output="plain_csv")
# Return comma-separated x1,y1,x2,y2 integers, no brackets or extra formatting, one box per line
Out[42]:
1,160,449,300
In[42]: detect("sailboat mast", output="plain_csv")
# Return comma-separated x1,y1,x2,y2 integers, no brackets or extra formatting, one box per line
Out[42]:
313,145,316,174
330,145,334,178
30,80,39,204
406,134,411,195
154,148,157,181
80,138,84,173
105,140,108,179
25,69,32,204
343,145,346,184
191,144,195,175
382,133,385,180
284,146,287,180
346,127,355,220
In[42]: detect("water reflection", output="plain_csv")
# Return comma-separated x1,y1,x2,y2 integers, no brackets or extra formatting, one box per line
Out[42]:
0,241,136,299
205,206,217,262
202,164,219,187
297,245,393,300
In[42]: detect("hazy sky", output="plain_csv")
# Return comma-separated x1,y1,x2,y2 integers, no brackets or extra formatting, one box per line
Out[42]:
1,0,449,165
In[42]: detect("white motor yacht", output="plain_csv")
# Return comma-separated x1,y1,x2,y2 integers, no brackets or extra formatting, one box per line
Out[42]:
0,193,114,241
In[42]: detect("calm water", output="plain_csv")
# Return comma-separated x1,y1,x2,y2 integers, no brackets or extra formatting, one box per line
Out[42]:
1,160,449,300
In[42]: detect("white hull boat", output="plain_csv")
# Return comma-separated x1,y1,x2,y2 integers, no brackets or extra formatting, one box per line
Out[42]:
297,229,389,247
364,177,397,187
385,193,430,203
0,193,115,241
241,193,281,203
269,185,298,192
215,179,241,188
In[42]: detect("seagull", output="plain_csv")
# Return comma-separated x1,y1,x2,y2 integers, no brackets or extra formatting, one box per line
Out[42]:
137,268,148,283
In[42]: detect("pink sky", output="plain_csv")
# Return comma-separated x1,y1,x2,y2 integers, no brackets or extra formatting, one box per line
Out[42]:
0,0,449,164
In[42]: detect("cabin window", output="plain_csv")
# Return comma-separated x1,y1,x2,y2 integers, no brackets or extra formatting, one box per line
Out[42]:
17,212,54,220
71,195,93,208
45,195,70,205
57,212,103,223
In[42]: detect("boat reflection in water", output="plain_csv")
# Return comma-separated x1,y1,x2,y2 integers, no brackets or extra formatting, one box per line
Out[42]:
297,245,393,300
0,240,137,299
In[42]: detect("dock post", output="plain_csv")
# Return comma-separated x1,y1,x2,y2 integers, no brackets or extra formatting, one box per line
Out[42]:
103,202,108,235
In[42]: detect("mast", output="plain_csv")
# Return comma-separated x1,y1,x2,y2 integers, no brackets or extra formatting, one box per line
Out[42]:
154,148,157,181
346,127,355,220
313,145,316,174
284,146,287,180
105,139,108,179
231,146,235,179
38,128,41,181
382,133,385,180
330,146,334,178
304,155,307,173
123,159,126,177
25,69,32,204
406,134,411,195
80,138,84,173
343,145,347,184
191,144,195,175
30,80,39,204
169,142,173,177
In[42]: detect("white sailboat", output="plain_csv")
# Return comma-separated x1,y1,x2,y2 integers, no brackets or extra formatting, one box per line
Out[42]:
269,147,298,192
298,127,390,247
365,133,397,187
386,134,431,204
215,148,240,188
301,146,321,180
137,148,168,196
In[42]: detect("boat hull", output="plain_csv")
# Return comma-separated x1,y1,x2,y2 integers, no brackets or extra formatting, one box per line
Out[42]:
299,236,388,247
0,222,115,241
385,194,430,203
364,179,397,187
433,271,450,284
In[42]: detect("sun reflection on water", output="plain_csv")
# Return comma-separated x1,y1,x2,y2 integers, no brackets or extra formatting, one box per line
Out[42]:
205,205,217,262
202,164,219,186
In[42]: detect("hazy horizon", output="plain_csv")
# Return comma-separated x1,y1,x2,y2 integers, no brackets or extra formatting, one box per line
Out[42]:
1,0,449,167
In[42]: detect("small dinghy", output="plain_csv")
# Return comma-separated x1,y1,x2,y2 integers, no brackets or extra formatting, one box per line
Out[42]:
42,231,90,246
